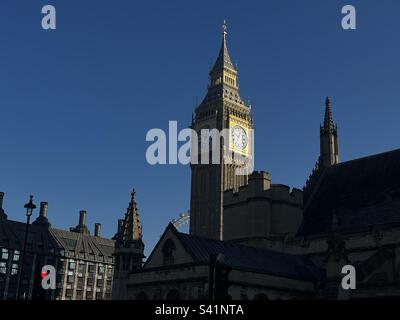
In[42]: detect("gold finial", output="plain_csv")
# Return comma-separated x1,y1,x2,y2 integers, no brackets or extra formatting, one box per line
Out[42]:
222,20,228,40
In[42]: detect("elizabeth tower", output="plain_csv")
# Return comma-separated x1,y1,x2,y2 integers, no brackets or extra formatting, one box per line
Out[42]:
190,22,253,240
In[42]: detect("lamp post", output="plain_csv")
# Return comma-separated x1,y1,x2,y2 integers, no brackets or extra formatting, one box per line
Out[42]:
16,195,36,300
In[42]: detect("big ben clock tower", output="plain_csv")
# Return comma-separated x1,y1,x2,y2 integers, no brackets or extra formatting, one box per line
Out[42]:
190,22,254,240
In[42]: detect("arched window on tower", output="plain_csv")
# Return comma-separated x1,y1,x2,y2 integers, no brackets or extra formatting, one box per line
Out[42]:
162,239,176,266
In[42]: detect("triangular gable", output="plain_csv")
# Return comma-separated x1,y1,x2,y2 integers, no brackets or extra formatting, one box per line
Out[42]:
143,223,195,269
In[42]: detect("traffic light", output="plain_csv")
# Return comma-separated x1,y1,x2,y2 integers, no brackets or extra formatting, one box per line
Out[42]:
214,262,232,300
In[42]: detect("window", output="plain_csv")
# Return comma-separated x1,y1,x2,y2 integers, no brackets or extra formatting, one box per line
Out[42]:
65,289,73,298
78,263,85,273
13,250,20,262
76,290,83,300
1,248,9,260
77,278,84,290
88,263,95,273
69,260,76,270
0,262,6,274
107,267,113,277
162,239,176,266
97,279,104,288
11,264,18,275
98,265,105,274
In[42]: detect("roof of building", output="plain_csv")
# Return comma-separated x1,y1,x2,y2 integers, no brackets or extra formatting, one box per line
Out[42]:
298,148,400,237
210,21,235,74
50,228,115,258
0,219,59,252
169,225,321,282
0,218,115,260
198,22,248,107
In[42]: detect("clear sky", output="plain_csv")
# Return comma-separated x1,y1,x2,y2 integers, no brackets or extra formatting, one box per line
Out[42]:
0,0,399,256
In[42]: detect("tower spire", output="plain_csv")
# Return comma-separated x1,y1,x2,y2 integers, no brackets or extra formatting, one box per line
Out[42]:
324,96,334,130
118,188,142,242
319,96,339,168
210,20,236,75
222,19,227,41
112,188,145,299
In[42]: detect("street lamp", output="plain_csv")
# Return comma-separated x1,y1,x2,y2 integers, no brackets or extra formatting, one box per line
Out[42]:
16,195,36,300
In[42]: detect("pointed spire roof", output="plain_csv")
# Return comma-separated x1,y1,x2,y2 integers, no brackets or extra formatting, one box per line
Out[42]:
210,20,236,74
119,189,142,243
323,96,335,130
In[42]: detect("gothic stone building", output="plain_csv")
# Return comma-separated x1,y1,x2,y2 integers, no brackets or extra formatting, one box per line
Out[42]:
0,190,144,300
121,23,400,300
0,196,115,300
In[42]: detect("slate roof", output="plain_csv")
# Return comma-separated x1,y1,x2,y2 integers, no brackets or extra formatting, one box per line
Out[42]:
0,219,115,260
50,228,115,258
198,24,247,107
176,228,321,282
298,148,400,237
0,219,60,253
210,30,235,74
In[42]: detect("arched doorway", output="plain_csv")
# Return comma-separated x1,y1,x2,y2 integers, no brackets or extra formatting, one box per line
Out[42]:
166,288,181,300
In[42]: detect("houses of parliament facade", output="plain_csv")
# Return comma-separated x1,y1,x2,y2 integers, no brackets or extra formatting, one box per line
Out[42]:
1,22,400,300
122,23,400,300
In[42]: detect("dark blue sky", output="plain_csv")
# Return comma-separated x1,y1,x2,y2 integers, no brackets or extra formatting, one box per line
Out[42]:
0,1,399,255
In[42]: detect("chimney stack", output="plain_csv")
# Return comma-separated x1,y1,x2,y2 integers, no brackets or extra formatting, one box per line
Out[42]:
0,192,6,220
39,202,48,217
33,201,50,227
71,210,89,234
79,210,87,227
94,223,101,237
0,192,4,209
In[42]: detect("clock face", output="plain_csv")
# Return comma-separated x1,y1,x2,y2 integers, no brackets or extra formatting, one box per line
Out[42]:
231,125,248,150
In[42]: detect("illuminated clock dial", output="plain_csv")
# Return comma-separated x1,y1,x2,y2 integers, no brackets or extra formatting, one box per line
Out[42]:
231,125,247,150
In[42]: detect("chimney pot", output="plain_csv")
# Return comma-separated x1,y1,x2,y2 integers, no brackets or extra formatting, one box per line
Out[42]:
79,210,87,227
94,223,101,237
39,202,48,217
